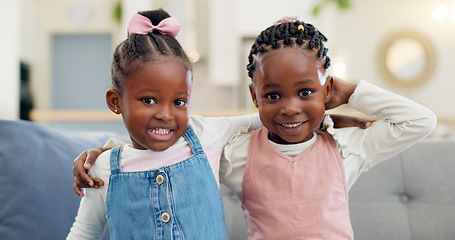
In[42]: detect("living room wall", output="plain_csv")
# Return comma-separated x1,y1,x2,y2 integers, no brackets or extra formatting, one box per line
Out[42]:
329,0,454,123
6,0,454,128
207,0,454,123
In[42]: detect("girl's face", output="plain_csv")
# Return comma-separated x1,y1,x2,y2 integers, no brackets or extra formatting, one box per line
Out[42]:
109,59,191,151
249,48,332,144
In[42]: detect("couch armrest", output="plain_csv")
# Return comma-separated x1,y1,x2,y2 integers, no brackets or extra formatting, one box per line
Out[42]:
0,120,113,240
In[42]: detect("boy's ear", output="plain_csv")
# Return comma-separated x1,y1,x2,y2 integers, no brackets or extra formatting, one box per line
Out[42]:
249,84,258,108
106,89,122,114
324,76,334,103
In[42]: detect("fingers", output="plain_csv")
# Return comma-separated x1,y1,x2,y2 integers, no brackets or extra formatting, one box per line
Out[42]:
349,119,369,129
74,182,85,197
325,77,357,110
84,148,108,170
354,120,372,129
73,151,94,187
73,175,104,197
72,148,108,197
91,178,105,187
363,121,373,129
84,150,95,170
73,177,103,197
330,114,374,129
75,175,104,188
353,118,374,129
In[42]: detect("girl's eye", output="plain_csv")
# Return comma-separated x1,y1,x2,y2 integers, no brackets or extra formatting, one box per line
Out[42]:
174,99,187,107
299,89,313,97
141,97,156,105
265,93,280,100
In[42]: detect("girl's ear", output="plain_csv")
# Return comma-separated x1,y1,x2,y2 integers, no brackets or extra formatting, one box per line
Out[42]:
106,89,122,114
249,84,259,108
324,76,334,103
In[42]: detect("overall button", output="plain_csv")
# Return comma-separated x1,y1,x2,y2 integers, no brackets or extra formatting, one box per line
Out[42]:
156,175,164,185
161,212,170,223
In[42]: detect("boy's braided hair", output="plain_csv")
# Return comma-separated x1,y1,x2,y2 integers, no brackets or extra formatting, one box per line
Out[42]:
246,19,330,79
111,9,191,94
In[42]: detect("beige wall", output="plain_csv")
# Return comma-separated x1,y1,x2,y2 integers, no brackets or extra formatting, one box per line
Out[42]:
9,0,454,124
0,0,20,120
206,0,454,121
329,0,453,121
32,0,120,110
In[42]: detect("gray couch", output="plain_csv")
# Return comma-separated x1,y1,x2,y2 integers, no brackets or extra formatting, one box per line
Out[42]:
1,119,454,240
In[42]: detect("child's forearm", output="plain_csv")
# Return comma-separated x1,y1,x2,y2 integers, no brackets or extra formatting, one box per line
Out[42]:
348,80,436,126
345,80,436,164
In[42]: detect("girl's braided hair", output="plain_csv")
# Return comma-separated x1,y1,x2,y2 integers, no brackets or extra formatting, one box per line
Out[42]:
111,9,191,95
246,19,330,79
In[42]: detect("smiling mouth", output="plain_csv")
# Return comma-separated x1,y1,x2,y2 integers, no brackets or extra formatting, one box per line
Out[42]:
279,122,305,128
149,128,172,135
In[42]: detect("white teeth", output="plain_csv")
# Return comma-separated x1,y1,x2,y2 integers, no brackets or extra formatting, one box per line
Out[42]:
150,128,171,135
280,122,303,128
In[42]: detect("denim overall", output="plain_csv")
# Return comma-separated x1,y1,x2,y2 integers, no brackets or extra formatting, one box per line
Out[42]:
106,126,228,240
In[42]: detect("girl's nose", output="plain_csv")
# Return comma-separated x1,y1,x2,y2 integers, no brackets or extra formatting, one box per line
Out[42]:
279,98,302,116
155,106,173,121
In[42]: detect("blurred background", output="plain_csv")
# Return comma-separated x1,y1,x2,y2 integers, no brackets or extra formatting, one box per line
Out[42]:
1,0,454,136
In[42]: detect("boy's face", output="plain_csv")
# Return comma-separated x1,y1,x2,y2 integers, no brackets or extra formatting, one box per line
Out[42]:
111,60,191,151
250,48,332,144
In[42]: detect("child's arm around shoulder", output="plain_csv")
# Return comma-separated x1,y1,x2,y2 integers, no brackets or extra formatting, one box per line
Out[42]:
67,150,111,239
73,137,130,196
189,113,262,145
325,79,437,167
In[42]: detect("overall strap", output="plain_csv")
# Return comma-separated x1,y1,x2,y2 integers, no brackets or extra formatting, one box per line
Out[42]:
109,146,123,174
183,125,203,155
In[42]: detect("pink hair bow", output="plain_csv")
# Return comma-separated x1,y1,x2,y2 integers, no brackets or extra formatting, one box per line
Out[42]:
128,14,181,37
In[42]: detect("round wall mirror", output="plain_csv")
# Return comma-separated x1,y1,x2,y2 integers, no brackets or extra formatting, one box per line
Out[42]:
379,31,436,87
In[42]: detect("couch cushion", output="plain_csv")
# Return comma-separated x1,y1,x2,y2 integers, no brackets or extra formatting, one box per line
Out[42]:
0,120,112,240
349,138,455,240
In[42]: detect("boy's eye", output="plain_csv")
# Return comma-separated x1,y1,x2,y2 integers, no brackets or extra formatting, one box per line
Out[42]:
141,97,156,105
265,93,280,100
174,99,187,107
298,89,313,97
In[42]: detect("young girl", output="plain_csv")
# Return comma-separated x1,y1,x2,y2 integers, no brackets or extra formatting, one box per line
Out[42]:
66,9,264,239
219,17,437,239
